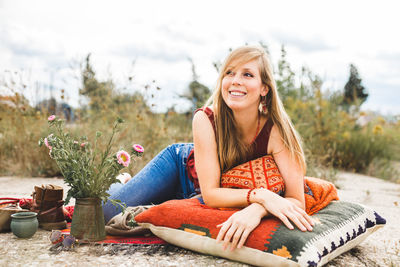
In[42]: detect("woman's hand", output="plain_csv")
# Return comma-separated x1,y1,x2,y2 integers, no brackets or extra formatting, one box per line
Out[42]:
216,203,266,251
253,189,314,232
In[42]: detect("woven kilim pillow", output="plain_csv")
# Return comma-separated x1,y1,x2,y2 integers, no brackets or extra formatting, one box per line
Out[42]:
220,155,285,195
220,155,338,215
135,198,386,267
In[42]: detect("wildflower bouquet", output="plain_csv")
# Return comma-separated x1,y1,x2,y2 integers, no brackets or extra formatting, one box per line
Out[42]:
39,115,144,205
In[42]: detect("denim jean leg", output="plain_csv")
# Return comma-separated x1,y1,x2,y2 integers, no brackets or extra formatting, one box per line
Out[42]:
173,143,197,199
103,144,183,222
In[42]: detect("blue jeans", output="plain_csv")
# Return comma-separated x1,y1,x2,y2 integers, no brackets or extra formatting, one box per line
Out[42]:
102,143,197,223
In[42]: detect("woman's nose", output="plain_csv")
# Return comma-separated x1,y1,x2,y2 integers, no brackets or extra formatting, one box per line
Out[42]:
232,74,242,85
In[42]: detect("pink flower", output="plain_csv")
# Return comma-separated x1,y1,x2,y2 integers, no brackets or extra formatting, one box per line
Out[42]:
116,150,131,167
80,143,86,147
44,138,52,150
48,115,56,121
132,144,144,153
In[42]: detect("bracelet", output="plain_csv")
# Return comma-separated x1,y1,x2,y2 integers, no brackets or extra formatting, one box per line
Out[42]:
246,188,255,205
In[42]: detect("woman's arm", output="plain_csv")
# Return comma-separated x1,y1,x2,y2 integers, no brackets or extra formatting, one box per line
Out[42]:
248,125,313,231
192,110,252,208
269,125,306,209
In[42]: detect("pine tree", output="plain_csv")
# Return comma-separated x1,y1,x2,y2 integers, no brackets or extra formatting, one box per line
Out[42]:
343,64,368,106
275,45,297,102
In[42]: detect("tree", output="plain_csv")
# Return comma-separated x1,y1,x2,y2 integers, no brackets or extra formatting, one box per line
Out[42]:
275,45,297,102
112,92,150,113
79,54,114,110
343,64,368,107
180,58,211,112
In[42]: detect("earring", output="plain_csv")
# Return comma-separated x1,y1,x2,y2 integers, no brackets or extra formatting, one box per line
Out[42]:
259,95,268,114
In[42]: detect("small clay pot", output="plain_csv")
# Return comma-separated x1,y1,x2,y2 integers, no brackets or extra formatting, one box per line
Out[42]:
0,208,27,232
10,212,38,238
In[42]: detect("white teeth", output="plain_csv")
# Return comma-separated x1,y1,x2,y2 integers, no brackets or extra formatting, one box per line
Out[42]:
230,91,246,96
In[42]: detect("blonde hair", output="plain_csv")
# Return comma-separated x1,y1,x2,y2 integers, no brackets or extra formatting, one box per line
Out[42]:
205,45,306,174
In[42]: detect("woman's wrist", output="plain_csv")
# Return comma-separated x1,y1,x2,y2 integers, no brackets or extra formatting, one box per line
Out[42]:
249,188,269,206
246,188,256,205
248,202,268,218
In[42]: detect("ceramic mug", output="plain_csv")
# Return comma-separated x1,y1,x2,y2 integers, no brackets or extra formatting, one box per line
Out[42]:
10,212,38,238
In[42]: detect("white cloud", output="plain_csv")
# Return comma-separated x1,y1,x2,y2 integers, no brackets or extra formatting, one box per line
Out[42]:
0,0,399,114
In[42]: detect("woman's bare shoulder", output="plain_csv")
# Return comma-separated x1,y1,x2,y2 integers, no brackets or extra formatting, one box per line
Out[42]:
268,124,285,154
192,108,214,135
193,108,209,123
192,107,218,157
270,124,281,138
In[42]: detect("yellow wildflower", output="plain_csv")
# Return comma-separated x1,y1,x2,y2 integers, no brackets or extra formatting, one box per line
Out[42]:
372,125,383,135
339,111,348,119
377,116,386,125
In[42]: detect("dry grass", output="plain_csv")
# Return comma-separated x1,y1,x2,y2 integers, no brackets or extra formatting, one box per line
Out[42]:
1,61,399,182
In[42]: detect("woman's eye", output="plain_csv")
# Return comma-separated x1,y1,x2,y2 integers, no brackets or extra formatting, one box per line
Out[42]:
244,72,254,77
225,70,233,76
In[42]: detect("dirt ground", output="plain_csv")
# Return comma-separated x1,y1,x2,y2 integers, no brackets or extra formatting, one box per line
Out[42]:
0,173,399,267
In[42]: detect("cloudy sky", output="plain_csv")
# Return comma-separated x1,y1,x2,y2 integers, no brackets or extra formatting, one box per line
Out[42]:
1,0,399,114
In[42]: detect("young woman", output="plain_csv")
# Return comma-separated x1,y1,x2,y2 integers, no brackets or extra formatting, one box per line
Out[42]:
103,45,314,251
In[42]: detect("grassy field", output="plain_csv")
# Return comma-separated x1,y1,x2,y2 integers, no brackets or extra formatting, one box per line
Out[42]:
1,93,399,183
1,52,399,183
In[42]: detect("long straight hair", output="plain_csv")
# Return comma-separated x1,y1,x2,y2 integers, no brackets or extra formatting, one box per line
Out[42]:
205,46,306,174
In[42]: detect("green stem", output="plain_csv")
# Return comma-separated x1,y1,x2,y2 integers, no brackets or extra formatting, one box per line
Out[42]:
93,120,120,193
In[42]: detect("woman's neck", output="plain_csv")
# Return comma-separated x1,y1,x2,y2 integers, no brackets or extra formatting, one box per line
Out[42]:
232,107,260,144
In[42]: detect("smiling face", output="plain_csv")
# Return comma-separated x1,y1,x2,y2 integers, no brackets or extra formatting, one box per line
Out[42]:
221,59,267,112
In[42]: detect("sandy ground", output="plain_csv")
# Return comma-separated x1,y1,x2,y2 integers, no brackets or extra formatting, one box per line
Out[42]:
0,173,399,267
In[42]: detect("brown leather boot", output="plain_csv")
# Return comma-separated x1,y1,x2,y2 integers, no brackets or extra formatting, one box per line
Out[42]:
31,184,67,230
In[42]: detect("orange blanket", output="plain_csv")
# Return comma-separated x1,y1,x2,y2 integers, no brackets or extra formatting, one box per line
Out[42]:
304,176,339,215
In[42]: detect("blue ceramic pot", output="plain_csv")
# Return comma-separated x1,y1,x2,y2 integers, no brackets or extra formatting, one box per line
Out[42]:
10,212,38,238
